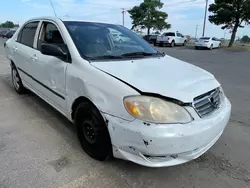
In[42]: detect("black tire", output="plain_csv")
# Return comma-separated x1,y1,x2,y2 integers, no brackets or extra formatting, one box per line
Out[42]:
183,40,187,46
170,40,175,47
219,43,221,48
195,46,199,50
159,43,163,47
75,101,112,161
11,64,26,94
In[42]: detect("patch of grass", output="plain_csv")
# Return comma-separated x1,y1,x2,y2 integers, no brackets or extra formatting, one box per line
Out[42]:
222,44,250,51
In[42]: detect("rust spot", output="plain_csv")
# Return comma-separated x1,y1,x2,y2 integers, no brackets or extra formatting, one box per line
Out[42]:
143,122,151,126
105,119,109,125
129,146,136,151
170,155,178,159
143,139,149,147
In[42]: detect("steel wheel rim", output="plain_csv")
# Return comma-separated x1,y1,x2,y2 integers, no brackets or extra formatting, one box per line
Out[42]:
12,69,20,90
82,120,96,144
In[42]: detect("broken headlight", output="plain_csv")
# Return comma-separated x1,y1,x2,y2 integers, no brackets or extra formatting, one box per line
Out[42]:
124,96,192,124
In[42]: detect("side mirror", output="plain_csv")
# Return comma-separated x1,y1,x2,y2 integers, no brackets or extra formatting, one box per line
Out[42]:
41,43,68,59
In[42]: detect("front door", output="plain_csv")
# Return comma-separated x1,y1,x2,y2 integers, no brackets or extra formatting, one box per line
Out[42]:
30,21,68,111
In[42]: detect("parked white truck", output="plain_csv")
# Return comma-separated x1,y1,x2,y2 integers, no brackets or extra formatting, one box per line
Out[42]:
156,32,187,47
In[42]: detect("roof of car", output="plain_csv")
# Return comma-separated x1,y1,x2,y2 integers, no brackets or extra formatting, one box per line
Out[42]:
25,16,120,25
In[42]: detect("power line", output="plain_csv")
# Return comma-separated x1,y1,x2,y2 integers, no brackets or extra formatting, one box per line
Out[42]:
164,0,197,7
50,0,57,17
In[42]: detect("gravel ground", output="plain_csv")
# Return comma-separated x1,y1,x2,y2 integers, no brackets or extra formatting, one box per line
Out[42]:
0,39,249,188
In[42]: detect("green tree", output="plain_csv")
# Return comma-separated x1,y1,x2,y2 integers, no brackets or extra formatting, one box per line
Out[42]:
0,21,15,28
208,0,250,47
128,0,171,35
241,35,250,43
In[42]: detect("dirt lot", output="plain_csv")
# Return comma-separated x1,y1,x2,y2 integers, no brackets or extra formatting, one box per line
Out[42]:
0,39,250,188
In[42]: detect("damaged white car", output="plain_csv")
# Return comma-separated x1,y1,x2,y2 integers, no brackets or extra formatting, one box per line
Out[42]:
4,17,231,167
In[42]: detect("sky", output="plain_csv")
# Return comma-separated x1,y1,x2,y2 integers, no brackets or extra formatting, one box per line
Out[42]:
0,0,249,39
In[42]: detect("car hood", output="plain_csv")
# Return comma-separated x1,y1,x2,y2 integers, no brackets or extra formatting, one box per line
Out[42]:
91,55,220,103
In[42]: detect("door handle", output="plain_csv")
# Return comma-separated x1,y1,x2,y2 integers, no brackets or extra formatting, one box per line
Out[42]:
13,47,18,52
30,54,38,61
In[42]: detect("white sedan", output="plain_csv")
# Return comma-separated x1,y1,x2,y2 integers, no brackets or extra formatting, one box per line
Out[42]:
195,37,222,50
4,17,231,167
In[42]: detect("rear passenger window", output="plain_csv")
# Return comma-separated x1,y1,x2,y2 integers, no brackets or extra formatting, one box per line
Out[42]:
18,21,39,47
177,33,182,37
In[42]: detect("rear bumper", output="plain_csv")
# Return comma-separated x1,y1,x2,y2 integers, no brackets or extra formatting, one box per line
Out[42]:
156,41,170,44
104,96,231,167
195,43,210,48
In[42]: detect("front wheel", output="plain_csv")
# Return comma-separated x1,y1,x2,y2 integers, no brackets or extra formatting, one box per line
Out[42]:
75,101,112,161
11,65,26,94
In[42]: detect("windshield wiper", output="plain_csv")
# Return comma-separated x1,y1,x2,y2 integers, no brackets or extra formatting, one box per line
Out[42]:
121,52,163,57
88,55,123,60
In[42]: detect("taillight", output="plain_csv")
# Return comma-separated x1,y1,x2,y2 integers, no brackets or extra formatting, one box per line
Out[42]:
204,40,209,43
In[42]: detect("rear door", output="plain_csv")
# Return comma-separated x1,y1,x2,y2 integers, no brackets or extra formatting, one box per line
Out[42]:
212,37,220,47
176,33,183,44
12,21,40,88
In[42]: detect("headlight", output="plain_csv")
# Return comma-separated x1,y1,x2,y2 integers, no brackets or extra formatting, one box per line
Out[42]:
123,96,193,124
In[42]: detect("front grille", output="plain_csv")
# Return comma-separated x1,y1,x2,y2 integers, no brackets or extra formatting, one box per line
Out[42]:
193,88,221,117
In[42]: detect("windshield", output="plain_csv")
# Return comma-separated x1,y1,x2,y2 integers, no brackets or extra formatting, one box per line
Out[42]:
64,21,159,60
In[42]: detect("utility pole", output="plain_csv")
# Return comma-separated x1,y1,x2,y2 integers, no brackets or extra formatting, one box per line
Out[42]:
121,8,126,26
195,25,198,39
202,0,208,37
50,0,57,17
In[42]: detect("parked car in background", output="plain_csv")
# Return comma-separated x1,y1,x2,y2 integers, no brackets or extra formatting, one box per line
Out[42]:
143,34,159,45
5,30,15,39
195,37,221,50
156,32,187,47
112,33,132,43
0,30,8,38
5,17,231,168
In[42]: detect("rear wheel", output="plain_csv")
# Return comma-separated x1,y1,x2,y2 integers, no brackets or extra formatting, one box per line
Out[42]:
11,64,26,94
183,40,187,46
170,40,175,47
75,101,112,161
219,43,221,48
209,44,213,50
195,46,199,50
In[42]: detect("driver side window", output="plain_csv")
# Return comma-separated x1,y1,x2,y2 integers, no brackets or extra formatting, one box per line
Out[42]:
37,22,65,51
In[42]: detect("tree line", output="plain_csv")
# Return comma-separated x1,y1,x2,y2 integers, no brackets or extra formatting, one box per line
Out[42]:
128,0,250,47
0,21,19,28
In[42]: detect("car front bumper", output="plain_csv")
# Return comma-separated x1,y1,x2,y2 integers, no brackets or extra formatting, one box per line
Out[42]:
104,96,231,167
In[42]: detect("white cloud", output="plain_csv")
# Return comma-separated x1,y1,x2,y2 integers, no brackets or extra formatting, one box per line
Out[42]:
18,0,249,38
